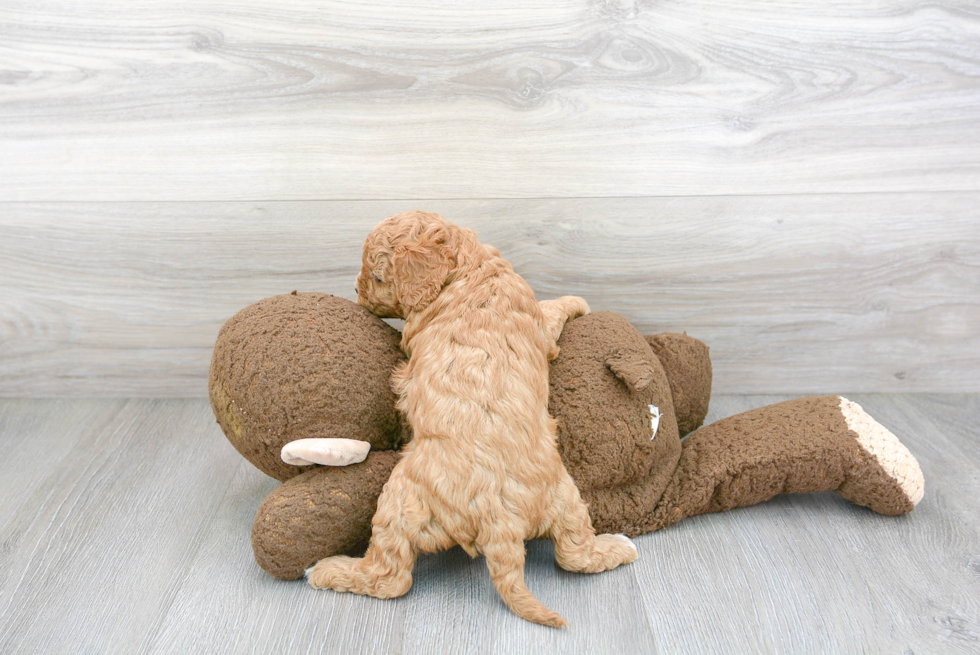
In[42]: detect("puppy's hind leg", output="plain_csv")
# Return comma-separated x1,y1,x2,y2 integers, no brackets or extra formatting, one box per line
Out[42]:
549,473,638,574
307,472,425,599
479,527,568,628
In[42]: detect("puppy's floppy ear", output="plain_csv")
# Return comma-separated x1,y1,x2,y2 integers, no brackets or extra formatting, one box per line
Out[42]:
392,223,456,313
371,250,392,282
605,349,656,392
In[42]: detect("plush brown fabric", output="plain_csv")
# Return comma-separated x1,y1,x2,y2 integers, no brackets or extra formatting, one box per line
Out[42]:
549,313,682,528
209,292,406,481
645,333,712,437
581,464,678,537
646,396,916,532
209,295,920,581
241,308,691,578
252,451,400,579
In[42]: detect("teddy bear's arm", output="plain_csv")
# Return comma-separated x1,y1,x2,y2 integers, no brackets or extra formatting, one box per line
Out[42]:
645,396,924,532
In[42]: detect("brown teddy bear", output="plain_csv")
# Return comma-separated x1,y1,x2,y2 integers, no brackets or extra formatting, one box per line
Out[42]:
210,292,924,580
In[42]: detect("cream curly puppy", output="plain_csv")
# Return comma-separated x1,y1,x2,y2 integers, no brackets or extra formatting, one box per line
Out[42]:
306,210,637,627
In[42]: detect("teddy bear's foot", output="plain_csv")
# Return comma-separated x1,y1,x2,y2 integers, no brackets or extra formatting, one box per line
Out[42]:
835,397,924,515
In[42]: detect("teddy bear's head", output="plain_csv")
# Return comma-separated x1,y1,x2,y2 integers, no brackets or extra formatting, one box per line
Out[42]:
209,292,407,482
549,312,710,535
550,312,681,492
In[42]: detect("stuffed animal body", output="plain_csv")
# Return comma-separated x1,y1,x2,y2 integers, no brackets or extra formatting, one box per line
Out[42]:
210,292,923,581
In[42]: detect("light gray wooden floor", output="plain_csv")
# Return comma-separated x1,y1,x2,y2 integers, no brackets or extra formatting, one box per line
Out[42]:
1,394,976,654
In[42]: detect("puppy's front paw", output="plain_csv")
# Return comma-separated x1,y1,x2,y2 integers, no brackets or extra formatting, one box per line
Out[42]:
560,296,590,319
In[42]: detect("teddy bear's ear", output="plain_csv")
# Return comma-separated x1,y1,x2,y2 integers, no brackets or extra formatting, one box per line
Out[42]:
605,349,656,392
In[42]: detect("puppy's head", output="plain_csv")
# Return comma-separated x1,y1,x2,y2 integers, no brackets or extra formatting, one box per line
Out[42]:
357,210,462,318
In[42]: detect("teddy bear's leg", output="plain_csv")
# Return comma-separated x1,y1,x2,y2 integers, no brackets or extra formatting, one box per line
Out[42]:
251,451,400,580
548,472,639,574
647,396,924,531
306,466,448,599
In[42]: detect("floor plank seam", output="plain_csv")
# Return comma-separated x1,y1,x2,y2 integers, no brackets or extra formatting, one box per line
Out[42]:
2,188,980,204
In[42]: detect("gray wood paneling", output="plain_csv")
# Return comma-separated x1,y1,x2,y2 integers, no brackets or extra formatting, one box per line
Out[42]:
2,195,977,396
0,395,976,654
1,0,979,201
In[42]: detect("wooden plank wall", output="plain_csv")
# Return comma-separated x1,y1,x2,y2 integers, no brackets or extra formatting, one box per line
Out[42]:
1,0,978,396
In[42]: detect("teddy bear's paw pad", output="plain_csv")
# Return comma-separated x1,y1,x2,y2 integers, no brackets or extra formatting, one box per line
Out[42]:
282,438,371,467
838,396,925,509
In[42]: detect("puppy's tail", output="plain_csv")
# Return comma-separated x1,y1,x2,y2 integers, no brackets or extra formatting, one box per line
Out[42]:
485,542,568,628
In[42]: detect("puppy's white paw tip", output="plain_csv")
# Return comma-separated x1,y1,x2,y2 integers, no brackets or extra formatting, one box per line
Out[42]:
613,533,638,555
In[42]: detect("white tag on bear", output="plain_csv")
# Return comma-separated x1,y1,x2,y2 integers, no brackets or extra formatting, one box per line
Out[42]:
281,438,370,467
649,404,661,440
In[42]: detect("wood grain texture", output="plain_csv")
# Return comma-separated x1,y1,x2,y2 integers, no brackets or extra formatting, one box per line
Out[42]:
636,394,980,654
0,400,243,654
0,395,976,653
148,464,658,655
2,195,977,396
0,399,103,529
401,540,658,654
145,461,410,655
1,0,979,200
